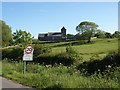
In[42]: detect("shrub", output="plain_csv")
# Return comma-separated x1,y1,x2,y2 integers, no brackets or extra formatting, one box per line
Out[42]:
77,51,120,76
11,47,23,61
90,54,102,61
66,43,75,54
2,47,24,61
2,60,119,88
34,53,73,66
33,44,52,58
34,45,82,66
2,48,13,60
66,44,83,65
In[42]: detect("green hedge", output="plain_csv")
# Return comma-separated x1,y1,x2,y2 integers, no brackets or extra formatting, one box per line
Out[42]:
33,44,52,58
2,47,24,61
2,44,83,66
34,45,82,66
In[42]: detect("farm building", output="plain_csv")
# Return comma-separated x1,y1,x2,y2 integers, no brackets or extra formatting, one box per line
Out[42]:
38,27,67,41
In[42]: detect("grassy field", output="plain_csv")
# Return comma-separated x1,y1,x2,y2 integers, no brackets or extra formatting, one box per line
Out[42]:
2,60,120,88
49,38,118,61
2,59,120,88
2,38,120,89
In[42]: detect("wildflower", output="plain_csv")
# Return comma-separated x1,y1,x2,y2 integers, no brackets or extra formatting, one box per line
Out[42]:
45,65,49,68
108,65,111,68
98,69,100,72
75,71,78,74
68,67,71,69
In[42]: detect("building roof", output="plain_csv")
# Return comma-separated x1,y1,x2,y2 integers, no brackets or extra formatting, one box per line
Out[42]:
38,32,62,37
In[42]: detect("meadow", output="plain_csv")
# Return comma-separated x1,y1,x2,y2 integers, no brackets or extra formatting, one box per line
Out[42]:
47,38,118,61
2,38,120,89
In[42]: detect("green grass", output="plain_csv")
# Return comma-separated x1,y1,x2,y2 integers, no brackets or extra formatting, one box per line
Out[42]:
2,60,120,88
2,38,120,88
51,38,118,61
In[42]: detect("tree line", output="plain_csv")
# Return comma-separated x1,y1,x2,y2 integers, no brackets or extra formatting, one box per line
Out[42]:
1,20,120,47
67,21,120,42
0,20,32,47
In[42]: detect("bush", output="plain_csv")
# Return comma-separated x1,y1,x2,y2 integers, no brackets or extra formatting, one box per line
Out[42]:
2,48,13,60
34,53,74,66
2,47,24,61
2,44,82,66
77,51,120,76
34,45,82,66
66,43,75,54
11,47,24,61
33,44,52,58
2,60,119,88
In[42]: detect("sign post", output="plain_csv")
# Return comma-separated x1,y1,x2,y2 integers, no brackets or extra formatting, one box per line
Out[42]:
24,61,26,76
23,45,34,76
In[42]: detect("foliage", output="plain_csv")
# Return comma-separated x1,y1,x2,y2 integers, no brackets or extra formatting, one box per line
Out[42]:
13,29,32,47
2,38,120,88
66,34,74,39
94,29,106,38
66,43,75,53
112,31,120,38
76,21,98,42
33,43,82,66
2,48,13,60
33,44,52,58
0,20,12,47
2,47,24,61
105,32,112,38
2,44,52,62
34,52,82,66
2,59,120,88
77,51,120,76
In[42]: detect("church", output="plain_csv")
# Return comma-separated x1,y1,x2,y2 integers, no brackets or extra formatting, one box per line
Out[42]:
38,27,67,41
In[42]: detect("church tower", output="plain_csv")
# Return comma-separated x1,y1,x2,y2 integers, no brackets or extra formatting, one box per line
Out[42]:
61,26,66,40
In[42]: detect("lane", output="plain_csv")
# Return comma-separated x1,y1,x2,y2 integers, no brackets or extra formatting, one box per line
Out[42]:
0,76,36,90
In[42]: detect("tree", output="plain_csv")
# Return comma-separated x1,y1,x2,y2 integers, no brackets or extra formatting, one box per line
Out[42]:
76,21,98,42
67,34,74,39
0,20,12,47
13,29,32,47
112,31,120,38
95,29,106,38
105,32,112,38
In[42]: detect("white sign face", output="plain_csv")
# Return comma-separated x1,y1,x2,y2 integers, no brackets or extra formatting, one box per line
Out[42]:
23,45,34,61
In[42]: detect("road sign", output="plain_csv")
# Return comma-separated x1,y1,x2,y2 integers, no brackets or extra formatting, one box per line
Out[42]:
25,45,33,54
23,45,34,61
23,45,34,76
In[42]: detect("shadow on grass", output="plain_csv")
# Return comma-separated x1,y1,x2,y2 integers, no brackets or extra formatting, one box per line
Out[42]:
33,53,76,66
45,84,62,90
77,51,120,76
52,40,94,48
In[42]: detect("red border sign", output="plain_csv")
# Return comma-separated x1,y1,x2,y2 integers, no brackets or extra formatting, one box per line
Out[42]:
25,45,33,54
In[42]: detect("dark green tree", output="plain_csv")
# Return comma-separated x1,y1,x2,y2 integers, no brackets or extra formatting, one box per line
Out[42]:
112,31,120,38
13,29,32,47
0,20,12,47
95,29,106,38
67,34,74,39
76,21,98,42
105,32,112,38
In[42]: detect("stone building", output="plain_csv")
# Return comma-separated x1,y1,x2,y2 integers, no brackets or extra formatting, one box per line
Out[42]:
38,27,67,41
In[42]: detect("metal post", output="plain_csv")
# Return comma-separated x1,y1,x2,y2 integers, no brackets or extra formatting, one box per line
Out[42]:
24,61,26,77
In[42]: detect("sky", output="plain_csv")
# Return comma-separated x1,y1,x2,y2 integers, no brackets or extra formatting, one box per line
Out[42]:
2,2,118,39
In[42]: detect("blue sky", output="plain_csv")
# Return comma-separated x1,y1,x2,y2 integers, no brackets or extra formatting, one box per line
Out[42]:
2,2,118,38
